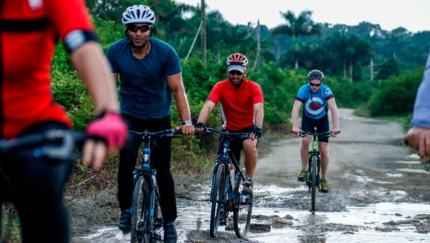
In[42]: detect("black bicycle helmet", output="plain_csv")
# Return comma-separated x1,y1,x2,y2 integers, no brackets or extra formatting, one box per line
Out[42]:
307,69,324,81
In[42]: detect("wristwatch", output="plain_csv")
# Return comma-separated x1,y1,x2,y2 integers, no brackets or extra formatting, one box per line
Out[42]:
182,120,192,125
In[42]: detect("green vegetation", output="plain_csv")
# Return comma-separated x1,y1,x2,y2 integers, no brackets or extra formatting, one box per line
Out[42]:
52,0,427,174
2,0,427,240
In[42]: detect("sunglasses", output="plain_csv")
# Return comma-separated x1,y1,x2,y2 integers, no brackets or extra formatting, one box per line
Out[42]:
309,82,321,87
127,25,151,33
229,70,243,75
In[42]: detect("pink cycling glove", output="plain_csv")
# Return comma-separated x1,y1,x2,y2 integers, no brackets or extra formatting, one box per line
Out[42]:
86,112,128,148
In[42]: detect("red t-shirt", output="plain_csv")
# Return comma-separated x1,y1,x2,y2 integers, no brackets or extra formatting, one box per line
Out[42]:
207,79,264,131
1,0,94,138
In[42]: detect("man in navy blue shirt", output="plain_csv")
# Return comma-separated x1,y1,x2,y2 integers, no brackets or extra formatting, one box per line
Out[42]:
407,53,430,160
106,5,194,242
291,70,340,193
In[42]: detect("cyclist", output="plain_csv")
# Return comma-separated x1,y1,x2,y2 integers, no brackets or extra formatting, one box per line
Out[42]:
1,0,128,242
291,69,340,193
407,53,430,160
195,53,264,197
106,5,194,242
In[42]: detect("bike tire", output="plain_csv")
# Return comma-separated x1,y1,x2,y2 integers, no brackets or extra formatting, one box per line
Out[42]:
209,163,226,238
233,168,252,238
311,156,317,212
131,176,150,243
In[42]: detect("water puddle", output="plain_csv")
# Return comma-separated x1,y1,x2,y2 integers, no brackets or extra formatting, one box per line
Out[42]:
72,201,430,242
396,168,430,174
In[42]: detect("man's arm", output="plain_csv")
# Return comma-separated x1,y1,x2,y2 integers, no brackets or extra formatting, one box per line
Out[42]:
254,103,264,126
327,98,340,135
71,42,119,113
113,73,119,86
197,101,216,125
167,72,194,135
407,54,430,160
291,100,303,135
70,41,127,169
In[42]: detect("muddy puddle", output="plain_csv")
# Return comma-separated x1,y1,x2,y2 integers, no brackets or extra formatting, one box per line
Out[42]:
72,189,430,243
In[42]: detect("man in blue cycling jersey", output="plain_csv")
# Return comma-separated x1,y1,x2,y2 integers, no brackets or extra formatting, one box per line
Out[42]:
106,5,194,242
407,53,430,160
291,70,340,193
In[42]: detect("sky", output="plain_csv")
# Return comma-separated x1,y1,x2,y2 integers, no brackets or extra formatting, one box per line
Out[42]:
174,0,430,33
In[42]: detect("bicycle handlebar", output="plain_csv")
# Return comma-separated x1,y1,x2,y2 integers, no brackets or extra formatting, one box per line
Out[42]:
0,130,87,161
129,129,183,140
203,128,250,140
292,130,341,138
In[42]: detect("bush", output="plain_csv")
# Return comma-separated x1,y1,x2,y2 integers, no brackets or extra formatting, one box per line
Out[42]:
367,67,423,116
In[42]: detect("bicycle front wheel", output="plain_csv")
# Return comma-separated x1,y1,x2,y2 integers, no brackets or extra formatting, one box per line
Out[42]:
233,168,252,238
209,163,227,238
131,176,150,243
311,156,317,212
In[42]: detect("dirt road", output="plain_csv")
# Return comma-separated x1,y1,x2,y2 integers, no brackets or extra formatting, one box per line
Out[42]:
72,108,430,243
255,108,430,209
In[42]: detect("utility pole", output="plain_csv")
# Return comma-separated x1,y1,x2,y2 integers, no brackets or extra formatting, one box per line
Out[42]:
253,19,261,70
201,0,206,67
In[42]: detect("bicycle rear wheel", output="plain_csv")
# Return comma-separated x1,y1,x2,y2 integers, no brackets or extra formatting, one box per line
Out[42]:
311,156,317,212
131,176,150,243
209,163,227,238
233,168,252,238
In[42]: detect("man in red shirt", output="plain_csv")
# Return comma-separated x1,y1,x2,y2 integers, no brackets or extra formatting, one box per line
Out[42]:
195,53,264,195
1,0,127,242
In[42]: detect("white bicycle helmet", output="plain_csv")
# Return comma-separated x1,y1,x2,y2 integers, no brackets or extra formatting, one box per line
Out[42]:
122,5,156,25
226,53,249,73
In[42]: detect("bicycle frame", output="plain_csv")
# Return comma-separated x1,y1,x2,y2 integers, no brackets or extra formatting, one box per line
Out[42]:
130,129,182,242
205,128,252,238
133,135,161,234
299,128,337,212
307,132,322,190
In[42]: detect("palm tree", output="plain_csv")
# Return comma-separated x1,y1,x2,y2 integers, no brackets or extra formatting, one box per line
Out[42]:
271,10,322,68
325,32,372,81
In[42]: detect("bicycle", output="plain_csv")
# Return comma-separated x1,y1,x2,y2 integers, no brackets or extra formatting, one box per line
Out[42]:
129,129,183,243
297,128,339,212
202,127,253,238
0,130,86,241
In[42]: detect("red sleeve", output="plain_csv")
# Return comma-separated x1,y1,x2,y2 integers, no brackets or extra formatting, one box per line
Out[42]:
252,82,264,104
207,82,222,104
45,0,94,41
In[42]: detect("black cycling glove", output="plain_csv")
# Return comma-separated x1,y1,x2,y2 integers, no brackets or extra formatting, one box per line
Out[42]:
194,122,206,130
251,125,262,138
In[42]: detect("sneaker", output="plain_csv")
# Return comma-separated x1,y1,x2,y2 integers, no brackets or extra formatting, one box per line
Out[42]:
297,169,308,181
118,208,132,233
163,221,178,243
320,178,329,193
241,180,253,195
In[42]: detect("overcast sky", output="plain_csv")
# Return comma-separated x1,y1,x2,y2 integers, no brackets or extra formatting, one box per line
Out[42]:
175,0,430,33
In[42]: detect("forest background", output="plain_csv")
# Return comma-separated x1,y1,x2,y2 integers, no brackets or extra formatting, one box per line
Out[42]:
54,0,427,185
3,0,429,240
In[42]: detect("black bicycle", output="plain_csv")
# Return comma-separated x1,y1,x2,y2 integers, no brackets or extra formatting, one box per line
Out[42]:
203,128,253,238
298,128,339,212
0,130,86,241
129,129,182,243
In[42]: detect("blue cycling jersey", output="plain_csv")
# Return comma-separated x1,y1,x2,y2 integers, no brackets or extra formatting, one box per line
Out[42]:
411,53,430,129
296,84,334,120
107,38,181,119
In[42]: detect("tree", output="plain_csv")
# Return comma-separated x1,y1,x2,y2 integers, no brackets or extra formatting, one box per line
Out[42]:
271,10,322,69
324,32,372,81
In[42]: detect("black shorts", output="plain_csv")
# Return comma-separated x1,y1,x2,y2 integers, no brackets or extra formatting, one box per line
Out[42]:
217,126,258,164
301,114,330,143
